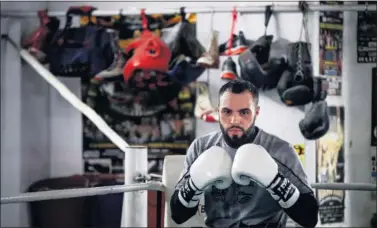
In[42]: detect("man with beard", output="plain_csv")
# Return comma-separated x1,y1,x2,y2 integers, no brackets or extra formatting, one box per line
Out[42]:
169,80,318,228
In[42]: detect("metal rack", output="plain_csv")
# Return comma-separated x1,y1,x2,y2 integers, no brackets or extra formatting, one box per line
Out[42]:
1,3,376,17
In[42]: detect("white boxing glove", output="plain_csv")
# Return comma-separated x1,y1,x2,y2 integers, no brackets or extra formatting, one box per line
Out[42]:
179,146,233,208
231,144,299,208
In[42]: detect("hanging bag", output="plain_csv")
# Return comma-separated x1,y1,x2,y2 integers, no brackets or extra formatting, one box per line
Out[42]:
48,6,113,78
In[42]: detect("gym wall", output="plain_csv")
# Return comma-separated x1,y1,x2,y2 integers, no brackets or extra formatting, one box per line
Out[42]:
1,2,51,227
1,1,375,227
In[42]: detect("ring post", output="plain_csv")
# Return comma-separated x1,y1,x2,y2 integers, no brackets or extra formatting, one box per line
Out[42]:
121,146,148,227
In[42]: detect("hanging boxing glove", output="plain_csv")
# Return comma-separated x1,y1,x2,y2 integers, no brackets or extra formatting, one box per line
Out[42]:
250,35,274,65
161,9,205,64
197,30,220,68
299,100,330,140
276,70,314,106
276,41,314,106
194,82,219,122
218,9,248,56
220,57,238,80
277,5,315,106
264,38,291,90
160,20,183,64
219,31,249,56
249,5,274,65
299,76,329,140
268,38,291,67
177,20,206,62
238,48,287,90
239,7,289,90
168,55,205,86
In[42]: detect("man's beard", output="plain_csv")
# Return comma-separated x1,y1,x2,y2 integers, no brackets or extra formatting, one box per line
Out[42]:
220,122,257,149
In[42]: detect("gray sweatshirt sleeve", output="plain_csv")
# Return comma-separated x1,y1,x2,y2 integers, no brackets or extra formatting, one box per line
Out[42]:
175,138,200,190
275,143,313,194
170,139,202,224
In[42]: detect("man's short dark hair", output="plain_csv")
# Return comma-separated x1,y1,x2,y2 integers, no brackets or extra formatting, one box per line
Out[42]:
219,80,259,105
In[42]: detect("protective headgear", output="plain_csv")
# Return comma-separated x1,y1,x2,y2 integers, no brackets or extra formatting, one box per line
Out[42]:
123,30,171,82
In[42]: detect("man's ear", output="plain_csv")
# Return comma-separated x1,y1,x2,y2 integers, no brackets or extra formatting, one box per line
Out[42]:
255,106,260,116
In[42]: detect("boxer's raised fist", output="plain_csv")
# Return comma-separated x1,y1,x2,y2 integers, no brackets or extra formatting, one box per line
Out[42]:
178,146,232,208
190,146,233,190
232,144,299,208
232,144,278,186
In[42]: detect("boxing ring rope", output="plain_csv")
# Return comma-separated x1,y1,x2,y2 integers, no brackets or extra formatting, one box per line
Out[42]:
1,182,375,205
1,3,376,18
1,182,165,204
2,35,130,155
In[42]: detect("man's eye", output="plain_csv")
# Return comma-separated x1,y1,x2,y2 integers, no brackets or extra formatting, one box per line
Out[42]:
240,110,250,115
222,109,232,115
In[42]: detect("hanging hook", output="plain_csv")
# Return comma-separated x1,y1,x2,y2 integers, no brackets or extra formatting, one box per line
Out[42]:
298,0,309,40
232,6,237,21
210,7,215,31
365,1,369,12
298,1,309,14
363,2,373,24
180,7,187,22
140,8,148,31
113,9,125,30
119,9,125,22
264,5,273,36
210,6,215,15
227,6,238,53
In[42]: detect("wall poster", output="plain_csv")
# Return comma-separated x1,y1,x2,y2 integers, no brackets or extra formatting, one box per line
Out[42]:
357,1,377,63
319,1,344,96
286,143,306,227
316,106,345,224
372,67,377,146
81,13,198,175
293,144,305,167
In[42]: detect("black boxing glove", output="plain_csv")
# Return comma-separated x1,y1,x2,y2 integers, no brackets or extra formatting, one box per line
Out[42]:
299,100,330,140
239,48,288,90
250,35,274,65
277,41,314,106
269,38,291,61
277,69,314,106
262,38,292,90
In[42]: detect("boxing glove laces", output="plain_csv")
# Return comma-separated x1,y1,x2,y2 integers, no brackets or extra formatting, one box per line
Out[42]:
232,144,300,208
178,146,233,208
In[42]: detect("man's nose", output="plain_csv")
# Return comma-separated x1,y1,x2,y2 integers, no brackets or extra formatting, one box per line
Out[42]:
230,114,241,124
